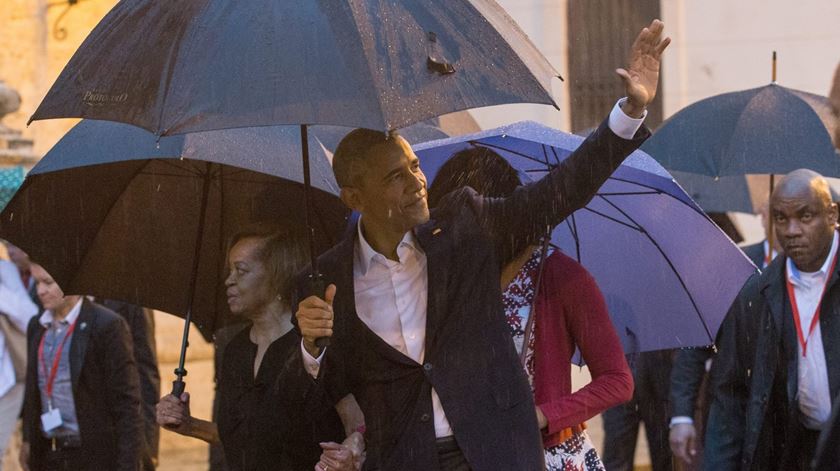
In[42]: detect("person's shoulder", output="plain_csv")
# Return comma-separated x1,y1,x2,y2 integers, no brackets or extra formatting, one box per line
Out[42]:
0,260,21,285
84,299,128,329
26,313,42,336
222,326,258,363
0,259,16,272
543,250,596,288
430,186,482,220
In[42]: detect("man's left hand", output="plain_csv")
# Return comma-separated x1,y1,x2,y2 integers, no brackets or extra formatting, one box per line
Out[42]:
616,19,671,118
315,441,360,471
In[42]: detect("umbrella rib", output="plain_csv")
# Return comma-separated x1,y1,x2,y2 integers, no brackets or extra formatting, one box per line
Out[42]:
567,212,581,262
580,207,642,232
549,144,563,166
470,141,562,168
598,191,662,196
540,144,550,166
525,168,712,219
597,195,715,345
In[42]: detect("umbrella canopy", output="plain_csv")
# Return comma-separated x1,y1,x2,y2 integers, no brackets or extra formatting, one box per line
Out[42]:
30,0,559,135
669,171,756,213
641,83,840,177
0,121,348,340
416,121,756,353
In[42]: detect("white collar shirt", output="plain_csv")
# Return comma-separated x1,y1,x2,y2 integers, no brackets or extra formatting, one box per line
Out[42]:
786,230,839,429
353,219,453,438
39,298,83,330
762,240,780,269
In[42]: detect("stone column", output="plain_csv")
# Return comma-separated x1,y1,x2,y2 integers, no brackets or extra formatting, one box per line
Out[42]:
0,81,38,168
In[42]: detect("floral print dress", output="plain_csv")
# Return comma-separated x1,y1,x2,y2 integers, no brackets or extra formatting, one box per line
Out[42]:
502,247,605,471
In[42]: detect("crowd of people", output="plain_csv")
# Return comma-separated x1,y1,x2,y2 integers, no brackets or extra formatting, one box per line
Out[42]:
0,16,838,471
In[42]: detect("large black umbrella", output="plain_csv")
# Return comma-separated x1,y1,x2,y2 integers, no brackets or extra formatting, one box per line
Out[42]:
29,0,559,134
28,1,560,341
0,120,348,393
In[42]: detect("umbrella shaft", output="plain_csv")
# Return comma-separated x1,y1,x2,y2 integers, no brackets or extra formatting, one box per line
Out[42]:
301,125,320,275
172,164,214,393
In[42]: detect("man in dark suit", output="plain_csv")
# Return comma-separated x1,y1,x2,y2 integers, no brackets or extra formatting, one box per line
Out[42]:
20,264,143,471
295,20,669,471
96,299,160,470
705,169,840,470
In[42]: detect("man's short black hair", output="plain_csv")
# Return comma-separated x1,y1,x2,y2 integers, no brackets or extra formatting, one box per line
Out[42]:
332,128,399,188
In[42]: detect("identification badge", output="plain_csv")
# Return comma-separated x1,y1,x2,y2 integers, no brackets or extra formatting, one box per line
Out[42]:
41,408,62,432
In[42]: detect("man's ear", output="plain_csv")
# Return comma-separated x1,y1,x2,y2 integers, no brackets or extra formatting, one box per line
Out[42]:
340,187,363,212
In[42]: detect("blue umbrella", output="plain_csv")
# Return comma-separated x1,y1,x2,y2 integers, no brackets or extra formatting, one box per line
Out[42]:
415,121,756,353
641,83,840,177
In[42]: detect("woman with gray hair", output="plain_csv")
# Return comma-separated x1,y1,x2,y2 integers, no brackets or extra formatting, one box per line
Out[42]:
156,223,362,470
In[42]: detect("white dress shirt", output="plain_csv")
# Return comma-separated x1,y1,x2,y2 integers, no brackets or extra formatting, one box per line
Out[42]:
0,260,39,397
786,230,839,430
302,98,646,437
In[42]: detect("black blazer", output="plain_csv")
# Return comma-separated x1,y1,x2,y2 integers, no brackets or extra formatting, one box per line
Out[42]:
297,119,649,470
22,299,143,471
96,299,160,467
705,248,840,470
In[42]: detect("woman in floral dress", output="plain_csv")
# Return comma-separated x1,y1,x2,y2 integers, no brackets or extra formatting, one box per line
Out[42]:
429,147,634,470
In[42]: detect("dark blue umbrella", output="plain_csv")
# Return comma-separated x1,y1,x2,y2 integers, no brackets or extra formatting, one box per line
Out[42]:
30,0,560,134
28,1,560,336
641,83,840,177
415,121,756,353
0,120,348,393
669,171,755,213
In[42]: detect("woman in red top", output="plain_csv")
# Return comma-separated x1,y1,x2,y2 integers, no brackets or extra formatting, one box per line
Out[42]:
428,147,633,470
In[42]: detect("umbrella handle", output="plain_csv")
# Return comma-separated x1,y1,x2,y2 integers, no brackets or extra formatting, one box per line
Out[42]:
171,379,186,397
310,274,331,349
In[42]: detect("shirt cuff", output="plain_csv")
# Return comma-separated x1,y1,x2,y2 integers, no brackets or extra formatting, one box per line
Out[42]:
608,98,647,140
300,340,325,378
669,416,694,427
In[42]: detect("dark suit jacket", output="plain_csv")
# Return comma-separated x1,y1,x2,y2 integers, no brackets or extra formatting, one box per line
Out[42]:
705,249,840,470
670,347,711,419
23,299,143,471
812,392,840,470
297,119,649,470
96,299,160,466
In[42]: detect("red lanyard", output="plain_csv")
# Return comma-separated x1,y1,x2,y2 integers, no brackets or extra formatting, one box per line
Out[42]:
786,254,838,357
38,319,78,406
